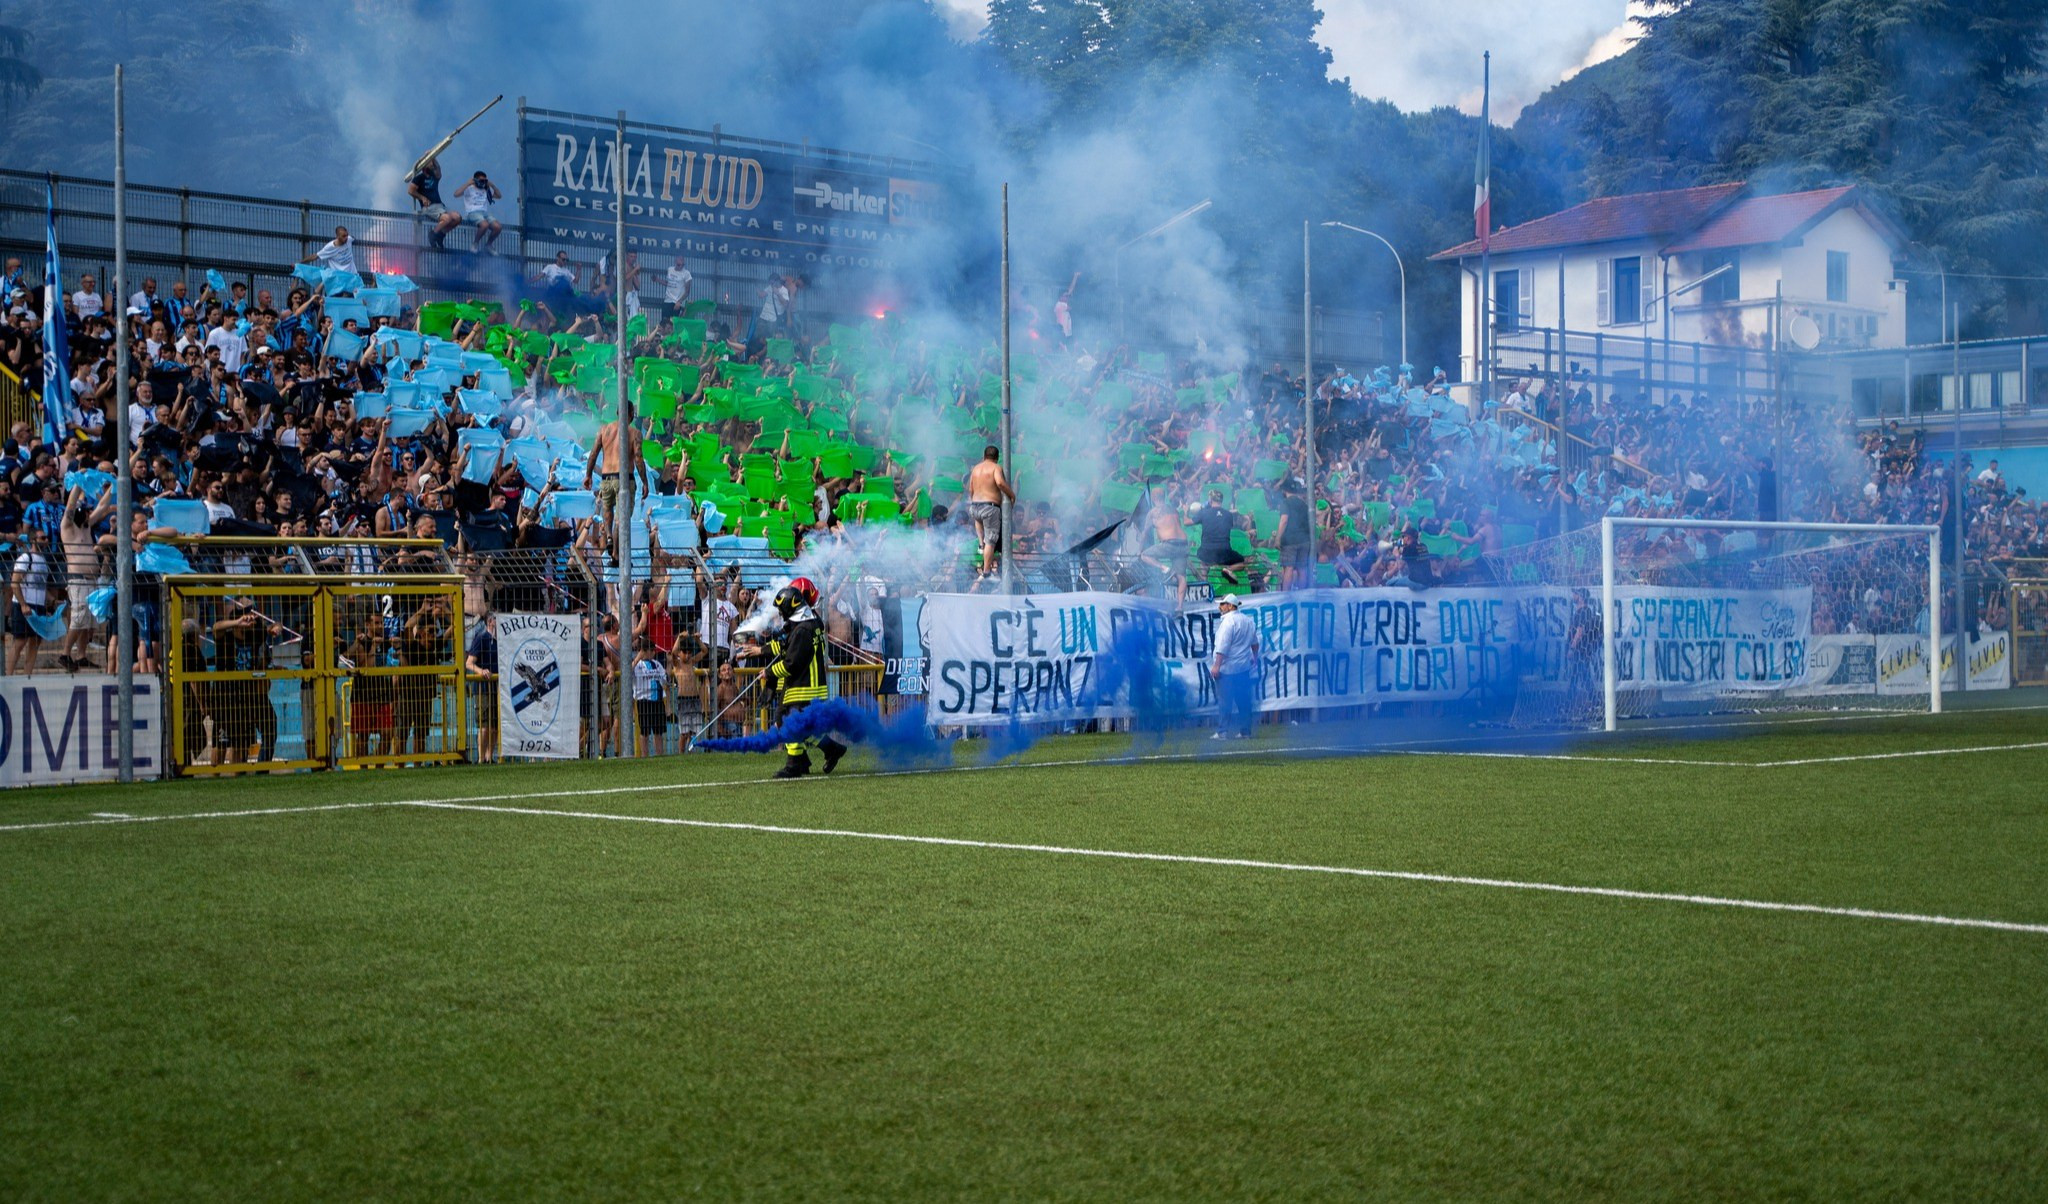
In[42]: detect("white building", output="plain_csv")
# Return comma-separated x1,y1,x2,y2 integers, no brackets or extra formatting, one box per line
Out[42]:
1431,183,1910,397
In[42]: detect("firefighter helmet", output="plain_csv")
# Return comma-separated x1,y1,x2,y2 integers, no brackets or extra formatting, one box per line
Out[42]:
773,586,805,619
788,575,819,605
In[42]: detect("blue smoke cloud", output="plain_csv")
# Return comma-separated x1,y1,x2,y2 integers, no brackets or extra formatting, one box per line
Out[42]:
696,698,952,769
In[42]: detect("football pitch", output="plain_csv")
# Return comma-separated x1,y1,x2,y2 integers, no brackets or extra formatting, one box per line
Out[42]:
4,700,2045,1200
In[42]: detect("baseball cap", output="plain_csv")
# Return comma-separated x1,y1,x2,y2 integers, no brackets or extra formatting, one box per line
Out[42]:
1216,595,1239,609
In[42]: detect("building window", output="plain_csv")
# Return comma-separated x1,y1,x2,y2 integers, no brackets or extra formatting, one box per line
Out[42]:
1700,250,1739,304
1492,269,1529,334
1602,255,1645,325
1827,250,1849,303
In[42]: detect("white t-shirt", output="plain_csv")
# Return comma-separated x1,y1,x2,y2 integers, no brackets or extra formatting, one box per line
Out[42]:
1213,608,1260,673
457,183,495,215
12,551,52,608
206,324,247,373
664,265,693,305
540,263,574,287
315,238,356,275
71,290,104,317
129,289,155,313
632,657,665,702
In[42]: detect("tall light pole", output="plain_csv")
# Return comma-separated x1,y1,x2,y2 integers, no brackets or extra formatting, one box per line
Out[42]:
613,109,635,755
1320,221,1407,368
1114,198,1212,345
1303,221,1315,574
113,65,134,780
1000,184,1014,594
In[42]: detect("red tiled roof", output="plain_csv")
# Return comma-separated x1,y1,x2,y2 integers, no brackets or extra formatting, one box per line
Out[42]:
1663,186,1870,253
1431,182,1744,260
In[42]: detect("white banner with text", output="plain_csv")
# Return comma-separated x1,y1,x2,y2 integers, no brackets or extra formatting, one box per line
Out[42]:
0,674,161,788
915,585,1819,725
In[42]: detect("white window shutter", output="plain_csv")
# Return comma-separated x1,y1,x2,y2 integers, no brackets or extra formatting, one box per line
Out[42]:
1597,260,1610,325
1519,271,1533,322
1640,263,1655,325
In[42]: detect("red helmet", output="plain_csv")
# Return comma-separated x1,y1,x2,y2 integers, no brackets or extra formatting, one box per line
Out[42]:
787,576,819,605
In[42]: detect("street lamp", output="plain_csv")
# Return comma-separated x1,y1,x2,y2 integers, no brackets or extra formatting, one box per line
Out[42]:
1114,198,1212,344
1320,221,1408,368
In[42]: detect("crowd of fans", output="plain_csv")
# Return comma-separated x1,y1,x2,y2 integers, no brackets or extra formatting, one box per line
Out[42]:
0,237,2039,759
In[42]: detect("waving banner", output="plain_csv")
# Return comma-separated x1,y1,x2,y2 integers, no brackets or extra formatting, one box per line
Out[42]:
913,585,1819,726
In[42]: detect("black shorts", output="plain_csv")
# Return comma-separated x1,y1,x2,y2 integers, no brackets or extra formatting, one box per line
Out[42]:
1197,547,1245,568
636,698,668,735
5,604,30,639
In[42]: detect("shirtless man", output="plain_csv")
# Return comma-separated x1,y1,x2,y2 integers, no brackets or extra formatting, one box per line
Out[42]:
965,444,1015,579
1141,492,1192,606
584,417,631,520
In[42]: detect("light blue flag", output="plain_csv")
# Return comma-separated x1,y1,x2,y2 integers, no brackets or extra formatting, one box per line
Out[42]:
373,327,425,359
541,490,596,524
459,429,503,484
457,389,502,419
477,365,513,396
41,183,71,447
536,420,578,443
324,297,370,331
353,392,389,419
425,340,465,367
87,586,117,622
357,288,401,320
64,468,113,502
206,268,229,294
384,381,429,411
149,499,212,535
27,603,67,643
291,262,325,288
136,542,192,576
380,272,419,293
387,409,436,439
461,351,499,372
321,268,364,296
325,329,365,363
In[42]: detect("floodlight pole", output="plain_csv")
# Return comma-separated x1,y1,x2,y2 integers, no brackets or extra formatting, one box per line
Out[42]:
614,109,636,756
1303,221,1316,574
113,64,135,780
1000,183,1014,594
1320,221,1407,368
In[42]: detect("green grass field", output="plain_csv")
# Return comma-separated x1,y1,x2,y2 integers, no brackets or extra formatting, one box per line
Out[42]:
4,701,2046,1200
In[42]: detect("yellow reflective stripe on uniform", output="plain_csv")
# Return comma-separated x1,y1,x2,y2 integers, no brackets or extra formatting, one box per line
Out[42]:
783,684,827,702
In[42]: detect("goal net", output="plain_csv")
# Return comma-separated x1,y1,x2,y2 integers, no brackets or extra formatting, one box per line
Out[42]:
1495,519,1943,731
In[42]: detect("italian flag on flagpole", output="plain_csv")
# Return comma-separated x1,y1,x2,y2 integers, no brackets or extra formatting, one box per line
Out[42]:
1474,52,1491,249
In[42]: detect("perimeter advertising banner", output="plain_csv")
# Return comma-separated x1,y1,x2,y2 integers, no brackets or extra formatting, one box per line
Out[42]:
910,585,1818,726
497,614,580,759
520,109,950,274
0,675,160,788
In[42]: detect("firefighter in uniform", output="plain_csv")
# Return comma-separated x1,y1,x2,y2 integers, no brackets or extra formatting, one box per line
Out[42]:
767,577,847,778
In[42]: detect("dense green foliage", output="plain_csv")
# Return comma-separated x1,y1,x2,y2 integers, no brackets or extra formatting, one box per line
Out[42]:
3,709,2046,1197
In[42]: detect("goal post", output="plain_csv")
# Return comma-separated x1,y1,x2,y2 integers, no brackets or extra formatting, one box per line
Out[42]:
1596,518,1942,732
1491,518,1943,731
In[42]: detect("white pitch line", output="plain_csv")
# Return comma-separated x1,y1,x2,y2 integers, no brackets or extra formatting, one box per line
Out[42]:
397,800,2048,937
1752,740,2048,767
0,801,385,834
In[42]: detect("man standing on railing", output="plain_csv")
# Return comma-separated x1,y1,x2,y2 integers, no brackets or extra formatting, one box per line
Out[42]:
766,579,845,779
966,444,1014,582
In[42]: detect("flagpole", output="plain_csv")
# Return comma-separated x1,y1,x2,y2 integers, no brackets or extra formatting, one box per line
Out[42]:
999,182,1013,594
113,64,134,780
1478,50,1492,412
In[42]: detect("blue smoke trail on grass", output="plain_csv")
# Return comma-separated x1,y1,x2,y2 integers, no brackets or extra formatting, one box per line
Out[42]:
696,698,952,769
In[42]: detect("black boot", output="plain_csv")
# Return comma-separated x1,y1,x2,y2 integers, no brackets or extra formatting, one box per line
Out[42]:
772,751,812,779
819,739,847,775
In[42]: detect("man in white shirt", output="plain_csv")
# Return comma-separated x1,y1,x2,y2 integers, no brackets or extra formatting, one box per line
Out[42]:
127,381,156,448
71,274,105,318
305,226,357,276
457,171,504,253
129,277,158,314
9,530,55,675
205,311,247,374
664,256,693,314
1210,595,1260,739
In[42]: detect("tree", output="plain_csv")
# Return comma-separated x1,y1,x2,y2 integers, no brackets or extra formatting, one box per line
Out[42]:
0,23,42,108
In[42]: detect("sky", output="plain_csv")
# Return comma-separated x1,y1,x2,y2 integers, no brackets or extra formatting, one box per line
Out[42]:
934,0,1646,120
